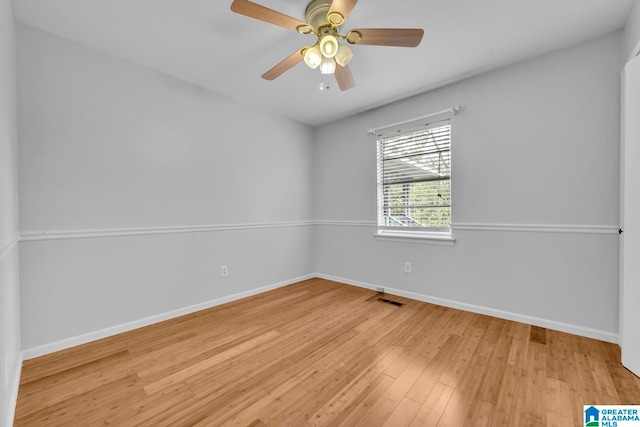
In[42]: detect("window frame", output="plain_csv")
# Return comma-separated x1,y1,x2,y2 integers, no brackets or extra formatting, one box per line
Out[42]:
373,113,456,244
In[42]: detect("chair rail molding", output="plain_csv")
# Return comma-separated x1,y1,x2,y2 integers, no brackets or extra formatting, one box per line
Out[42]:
20,221,315,241
451,222,619,235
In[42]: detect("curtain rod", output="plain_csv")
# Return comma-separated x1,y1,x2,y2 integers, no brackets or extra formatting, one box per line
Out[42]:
367,105,461,135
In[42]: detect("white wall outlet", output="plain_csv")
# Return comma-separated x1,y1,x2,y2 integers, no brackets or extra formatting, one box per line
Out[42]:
221,265,228,277
404,262,412,273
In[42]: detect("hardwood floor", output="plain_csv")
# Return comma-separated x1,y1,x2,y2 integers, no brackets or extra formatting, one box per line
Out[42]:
14,278,640,426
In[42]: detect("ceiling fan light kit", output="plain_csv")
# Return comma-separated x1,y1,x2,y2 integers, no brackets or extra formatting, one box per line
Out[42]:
320,56,337,74
230,0,424,91
319,34,339,58
303,46,322,69
334,44,353,67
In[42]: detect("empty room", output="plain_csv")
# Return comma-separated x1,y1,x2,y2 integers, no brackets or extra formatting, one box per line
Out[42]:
2,0,640,425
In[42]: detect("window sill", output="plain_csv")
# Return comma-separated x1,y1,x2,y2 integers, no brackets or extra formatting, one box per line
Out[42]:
374,230,456,246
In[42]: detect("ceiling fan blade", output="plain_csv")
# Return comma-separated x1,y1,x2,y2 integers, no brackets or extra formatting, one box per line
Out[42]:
334,64,355,91
230,0,307,31
328,0,358,23
261,49,304,80
351,28,424,47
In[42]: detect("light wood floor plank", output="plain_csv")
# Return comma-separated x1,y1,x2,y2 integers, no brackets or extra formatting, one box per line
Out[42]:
15,279,640,426
382,396,421,427
409,381,455,426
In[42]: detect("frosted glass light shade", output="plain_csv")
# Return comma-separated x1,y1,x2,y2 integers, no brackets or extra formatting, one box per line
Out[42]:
303,46,322,69
319,35,339,58
319,57,336,74
335,45,353,67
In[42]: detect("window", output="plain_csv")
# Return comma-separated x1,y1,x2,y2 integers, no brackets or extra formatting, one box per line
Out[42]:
376,119,452,236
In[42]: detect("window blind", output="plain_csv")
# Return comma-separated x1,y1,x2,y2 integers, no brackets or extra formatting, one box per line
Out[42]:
377,120,451,230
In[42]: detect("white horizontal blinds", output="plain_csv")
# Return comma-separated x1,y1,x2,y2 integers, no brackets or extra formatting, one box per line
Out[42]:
378,120,451,230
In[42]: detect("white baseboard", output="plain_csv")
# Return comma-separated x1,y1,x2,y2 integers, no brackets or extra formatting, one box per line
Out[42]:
22,274,315,360
4,353,22,427
21,270,619,360
315,273,619,344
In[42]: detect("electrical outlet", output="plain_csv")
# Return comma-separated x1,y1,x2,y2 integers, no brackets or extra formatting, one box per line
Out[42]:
221,265,228,277
376,286,385,293
404,262,412,273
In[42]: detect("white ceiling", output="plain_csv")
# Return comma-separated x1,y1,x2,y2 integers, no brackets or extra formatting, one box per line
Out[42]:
13,0,634,127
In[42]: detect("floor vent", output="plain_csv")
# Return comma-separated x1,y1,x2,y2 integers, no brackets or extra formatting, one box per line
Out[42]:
377,298,404,307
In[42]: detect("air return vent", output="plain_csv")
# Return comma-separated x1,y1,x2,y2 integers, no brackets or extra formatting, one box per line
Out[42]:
377,298,404,307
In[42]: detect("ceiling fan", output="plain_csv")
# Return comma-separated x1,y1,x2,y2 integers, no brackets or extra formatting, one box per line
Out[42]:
230,0,424,91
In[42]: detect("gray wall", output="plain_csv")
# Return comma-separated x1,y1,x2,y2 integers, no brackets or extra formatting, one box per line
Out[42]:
17,24,315,354
313,32,622,342
0,0,21,424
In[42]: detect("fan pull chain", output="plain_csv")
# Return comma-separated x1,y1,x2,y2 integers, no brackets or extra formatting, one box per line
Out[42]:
319,74,330,91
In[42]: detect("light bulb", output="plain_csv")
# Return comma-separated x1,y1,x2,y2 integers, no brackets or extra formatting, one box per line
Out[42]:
304,46,322,69
319,35,339,59
319,57,336,74
335,45,353,67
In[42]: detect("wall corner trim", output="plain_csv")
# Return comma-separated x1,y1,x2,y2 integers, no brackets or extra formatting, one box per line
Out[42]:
629,39,640,62
0,236,19,261
4,352,23,427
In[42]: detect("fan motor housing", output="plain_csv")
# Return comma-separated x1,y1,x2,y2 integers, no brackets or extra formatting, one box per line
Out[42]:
305,0,333,30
